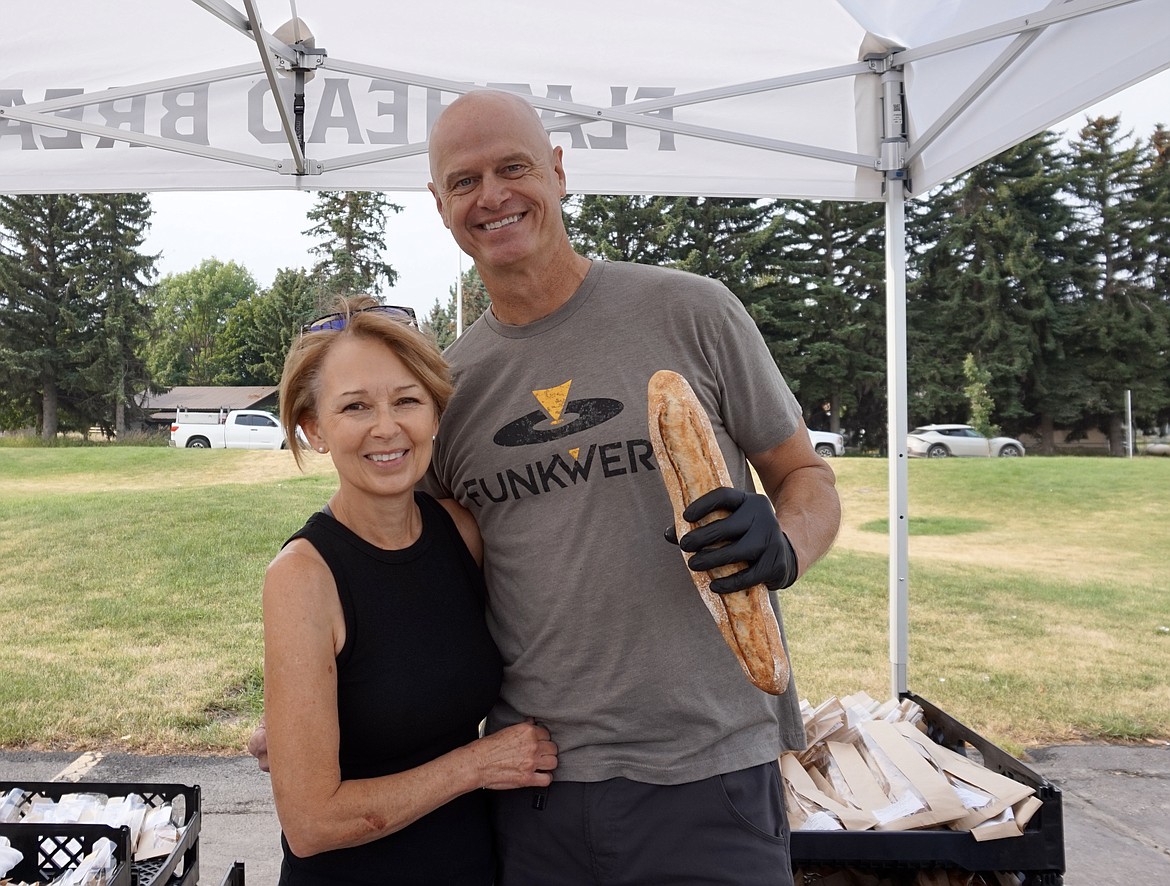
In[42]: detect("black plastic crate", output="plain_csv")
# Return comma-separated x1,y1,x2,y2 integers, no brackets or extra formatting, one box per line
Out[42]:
0,819,134,886
0,781,200,886
789,693,1065,885
216,860,245,886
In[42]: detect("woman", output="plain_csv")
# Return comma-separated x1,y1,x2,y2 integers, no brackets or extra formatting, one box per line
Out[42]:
264,295,557,885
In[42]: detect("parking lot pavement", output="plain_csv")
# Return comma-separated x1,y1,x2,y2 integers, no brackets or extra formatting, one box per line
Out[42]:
0,749,282,885
3,744,1169,884
1025,743,1170,886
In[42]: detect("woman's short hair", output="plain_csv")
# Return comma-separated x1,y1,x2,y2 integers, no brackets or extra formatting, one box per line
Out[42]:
279,294,452,469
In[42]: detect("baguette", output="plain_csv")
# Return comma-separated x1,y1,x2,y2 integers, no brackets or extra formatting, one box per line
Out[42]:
647,369,790,695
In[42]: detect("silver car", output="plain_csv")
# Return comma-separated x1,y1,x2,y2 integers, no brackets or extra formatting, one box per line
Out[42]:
906,424,1025,458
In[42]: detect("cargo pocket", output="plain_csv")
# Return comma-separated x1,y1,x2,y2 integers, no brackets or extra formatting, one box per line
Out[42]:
717,760,789,843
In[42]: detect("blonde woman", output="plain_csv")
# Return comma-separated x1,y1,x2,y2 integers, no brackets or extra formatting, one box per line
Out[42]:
263,295,556,885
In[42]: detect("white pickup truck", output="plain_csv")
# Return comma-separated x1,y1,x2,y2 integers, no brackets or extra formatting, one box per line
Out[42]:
169,408,287,450
808,428,846,457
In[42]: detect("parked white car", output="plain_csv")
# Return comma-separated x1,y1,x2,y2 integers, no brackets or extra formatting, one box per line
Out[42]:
906,424,1024,458
808,428,846,458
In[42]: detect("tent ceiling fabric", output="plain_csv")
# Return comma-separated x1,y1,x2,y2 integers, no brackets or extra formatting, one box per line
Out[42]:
4,0,1168,200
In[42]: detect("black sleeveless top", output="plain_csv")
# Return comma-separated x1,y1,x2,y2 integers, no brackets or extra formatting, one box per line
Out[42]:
277,492,502,886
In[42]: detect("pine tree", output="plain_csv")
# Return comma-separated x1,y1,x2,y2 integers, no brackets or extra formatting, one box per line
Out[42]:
567,195,780,295
1064,117,1168,454
566,195,677,265
660,197,781,296
422,266,491,350
305,191,402,300
1131,125,1170,433
566,194,889,445
74,193,157,435
1141,126,1170,293
749,198,887,444
907,133,1077,443
217,267,317,385
962,353,997,437
0,193,90,438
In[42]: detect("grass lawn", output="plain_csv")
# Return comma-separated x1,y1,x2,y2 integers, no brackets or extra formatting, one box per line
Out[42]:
1,446,1166,755
790,456,1169,753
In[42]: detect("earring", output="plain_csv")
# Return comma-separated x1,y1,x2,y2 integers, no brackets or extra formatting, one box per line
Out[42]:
317,446,326,453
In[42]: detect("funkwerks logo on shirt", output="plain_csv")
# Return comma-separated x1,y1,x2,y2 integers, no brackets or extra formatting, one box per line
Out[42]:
492,380,623,446
461,378,657,507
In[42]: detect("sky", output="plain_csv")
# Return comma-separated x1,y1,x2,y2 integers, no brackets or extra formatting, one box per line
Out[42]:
142,70,1170,320
146,189,459,319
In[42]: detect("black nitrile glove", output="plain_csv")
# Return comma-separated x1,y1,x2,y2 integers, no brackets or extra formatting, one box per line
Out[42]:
668,488,798,593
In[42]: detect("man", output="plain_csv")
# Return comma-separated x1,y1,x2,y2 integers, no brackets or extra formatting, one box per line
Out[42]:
422,90,840,885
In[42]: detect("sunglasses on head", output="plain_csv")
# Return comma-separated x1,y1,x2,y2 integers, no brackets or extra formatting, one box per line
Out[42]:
302,304,418,334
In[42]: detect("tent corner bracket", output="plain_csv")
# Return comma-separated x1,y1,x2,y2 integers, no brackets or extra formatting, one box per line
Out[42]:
276,159,323,175
863,51,905,75
275,45,327,73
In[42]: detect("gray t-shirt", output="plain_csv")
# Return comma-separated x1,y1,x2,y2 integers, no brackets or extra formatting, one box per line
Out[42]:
425,259,806,784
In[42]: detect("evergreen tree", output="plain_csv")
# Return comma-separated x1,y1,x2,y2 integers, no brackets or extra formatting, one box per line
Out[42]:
305,191,402,300
962,353,997,438
145,259,257,387
421,297,455,351
1140,126,1170,293
74,193,157,435
907,133,1077,443
567,195,780,296
566,195,676,265
0,193,90,438
903,182,964,425
423,266,491,350
661,197,781,296
749,199,887,445
217,267,317,385
566,194,888,445
1064,117,1169,454
1131,125,1170,432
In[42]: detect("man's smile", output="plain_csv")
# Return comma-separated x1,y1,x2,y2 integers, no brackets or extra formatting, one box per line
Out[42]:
481,213,524,231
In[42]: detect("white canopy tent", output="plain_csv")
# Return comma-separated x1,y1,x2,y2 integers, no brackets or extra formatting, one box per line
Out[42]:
5,0,1170,696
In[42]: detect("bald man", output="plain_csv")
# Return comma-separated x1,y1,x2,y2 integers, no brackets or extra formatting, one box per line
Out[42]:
419,90,840,885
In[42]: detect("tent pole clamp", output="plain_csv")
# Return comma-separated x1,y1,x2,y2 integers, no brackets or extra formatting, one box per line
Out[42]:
864,52,898,75
276,159,323,175
275,45,327,73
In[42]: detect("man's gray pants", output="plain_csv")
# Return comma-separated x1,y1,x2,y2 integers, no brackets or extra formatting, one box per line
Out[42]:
491,759,795,886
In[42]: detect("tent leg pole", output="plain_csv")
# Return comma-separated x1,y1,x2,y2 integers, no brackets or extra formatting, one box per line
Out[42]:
885,183,909,700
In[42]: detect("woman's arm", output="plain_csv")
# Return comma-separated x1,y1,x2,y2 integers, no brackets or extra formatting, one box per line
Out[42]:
262,541,554,858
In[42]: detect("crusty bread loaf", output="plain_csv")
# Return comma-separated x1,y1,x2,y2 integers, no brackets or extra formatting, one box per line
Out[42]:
647,369,789,695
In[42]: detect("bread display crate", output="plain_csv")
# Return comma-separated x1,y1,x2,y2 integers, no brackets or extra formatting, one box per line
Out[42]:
789,694,1065,885
0,781,200,886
